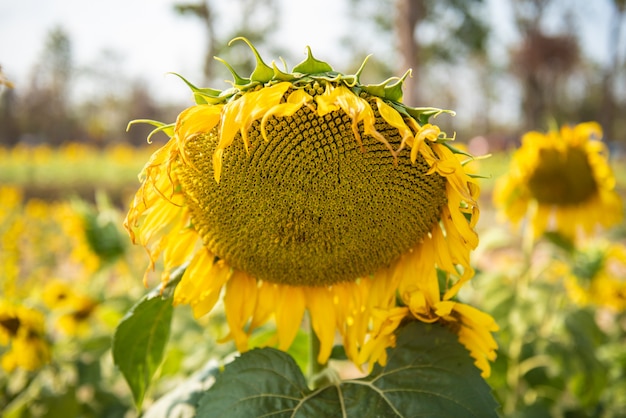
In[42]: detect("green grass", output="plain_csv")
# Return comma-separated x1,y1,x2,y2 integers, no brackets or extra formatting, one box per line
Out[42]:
0,144,153,204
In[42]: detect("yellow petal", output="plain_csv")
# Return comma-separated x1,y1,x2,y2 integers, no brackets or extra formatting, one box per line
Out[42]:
260,89,313,141
161,221,198,274
305,286,337,364
249,280,278,331
223,271,258,352
375,98,414,149
275,285,306,351
452,303,499,332
410,124,440,163
174,250,232,319
175,105,223,144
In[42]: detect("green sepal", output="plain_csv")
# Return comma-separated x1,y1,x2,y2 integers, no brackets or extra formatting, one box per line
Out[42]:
404,105,456,125
168,72,223,105
360,70,409,102
292,46,333,74
127,120,175,143
229,37,274,83
467,172,491,180
353,54,372,84
443,141,474,159
214,56,251,88
384,69,411,102
360,78,393,99
271,61,297,81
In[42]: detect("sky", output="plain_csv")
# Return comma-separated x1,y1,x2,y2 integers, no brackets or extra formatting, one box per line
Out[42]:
0,0,617,107
0,0,351,104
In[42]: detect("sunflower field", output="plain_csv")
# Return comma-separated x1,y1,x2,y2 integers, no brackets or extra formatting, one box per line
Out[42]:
2,45,626,418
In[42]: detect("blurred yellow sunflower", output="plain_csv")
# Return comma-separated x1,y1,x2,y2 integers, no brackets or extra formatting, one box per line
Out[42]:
494,122,623,240
43,279,98,335
125,38,496,376
0,301,51,372
565,242,626,312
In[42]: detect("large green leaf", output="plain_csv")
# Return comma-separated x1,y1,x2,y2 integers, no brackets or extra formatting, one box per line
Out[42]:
196,321,499,417
112,289,173,409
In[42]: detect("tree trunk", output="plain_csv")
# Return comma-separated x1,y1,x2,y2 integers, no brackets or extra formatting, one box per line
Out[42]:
395,0,424,106
599,0,625,142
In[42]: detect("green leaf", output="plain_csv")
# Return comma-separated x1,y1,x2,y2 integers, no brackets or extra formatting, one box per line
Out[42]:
563,309,608,407
112,289,174,409
196,321,499,417
37,387,80,418
542,231,575,254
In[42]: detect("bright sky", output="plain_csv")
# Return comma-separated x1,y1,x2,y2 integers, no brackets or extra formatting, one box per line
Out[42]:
0,0,616,106
0,0,352,103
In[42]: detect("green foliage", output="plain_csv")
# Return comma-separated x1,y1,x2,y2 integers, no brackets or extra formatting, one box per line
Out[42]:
112,288,174,409
477,230,626,417
0,144,153,203
196,322,498,418
3,149,625,417
74,193,127,264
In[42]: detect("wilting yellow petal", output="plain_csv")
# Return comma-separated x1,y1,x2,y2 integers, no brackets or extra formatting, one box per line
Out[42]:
397,243,440,313
261,89,313,141
375,98,413,149
305,286,337,364
174,249,232,319
275,285,306,351
223,270,258,352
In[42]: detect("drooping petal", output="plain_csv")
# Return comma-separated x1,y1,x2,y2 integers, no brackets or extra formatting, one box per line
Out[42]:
305,286,337,364
223,270,258,351
174,250,232,319
274,285,306,351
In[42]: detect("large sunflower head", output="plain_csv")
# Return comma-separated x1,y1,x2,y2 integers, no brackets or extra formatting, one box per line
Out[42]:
125,38,495,375
494,122,623,240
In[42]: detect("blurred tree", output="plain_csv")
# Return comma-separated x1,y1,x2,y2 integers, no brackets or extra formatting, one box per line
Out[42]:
174,1,217,85
509,0,584,131
75,49,172,147
173,0,281,85
0,66,19,146
599,0,626,142
344,0,489,120
0,65,13,89
394,0,490,106
124,81,174,146
0,85,19,147
20,26,80,145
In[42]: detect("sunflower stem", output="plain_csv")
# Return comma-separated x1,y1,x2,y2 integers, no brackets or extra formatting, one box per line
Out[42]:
504,216,536,415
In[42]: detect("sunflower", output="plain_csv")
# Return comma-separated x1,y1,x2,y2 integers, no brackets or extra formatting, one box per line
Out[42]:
564,242,626,312
43,279,99,336
494,122,623,240
125,38,496,376
0,301,51,372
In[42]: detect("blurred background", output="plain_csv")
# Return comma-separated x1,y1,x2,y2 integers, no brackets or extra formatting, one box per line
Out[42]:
1,0,624,147
2,0,625,203
2,0,624,203
1,1,626,417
